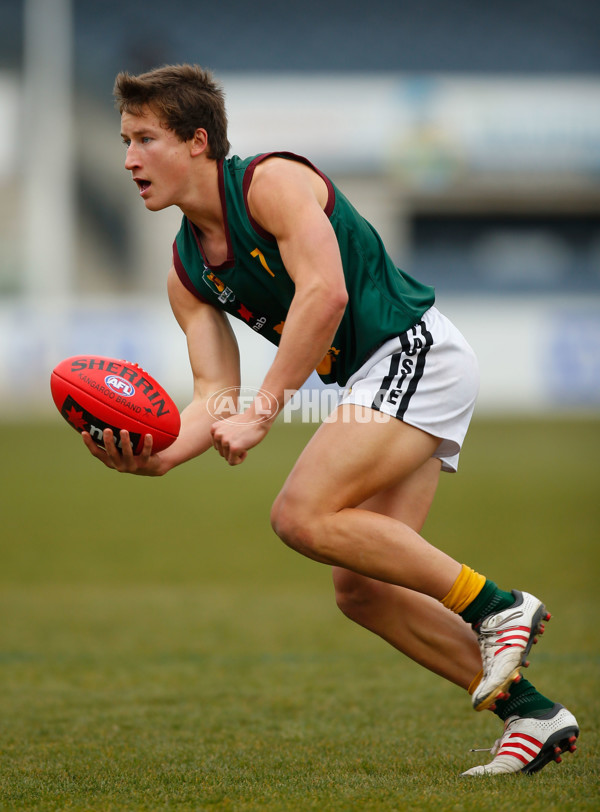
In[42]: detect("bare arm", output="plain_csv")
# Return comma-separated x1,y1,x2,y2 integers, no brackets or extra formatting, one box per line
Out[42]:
251,159,348,407
161,265,241,468
211,158,348,464
83,266,241,475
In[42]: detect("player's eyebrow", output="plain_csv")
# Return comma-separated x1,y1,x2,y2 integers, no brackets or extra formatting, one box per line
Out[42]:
121,127,156,139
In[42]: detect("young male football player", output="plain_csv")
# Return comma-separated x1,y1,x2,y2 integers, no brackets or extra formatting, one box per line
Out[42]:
83,64,579,775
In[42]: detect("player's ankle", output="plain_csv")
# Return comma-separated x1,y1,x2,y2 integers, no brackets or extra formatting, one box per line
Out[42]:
439,565,515,624
459,580,515,625
490,677,555,721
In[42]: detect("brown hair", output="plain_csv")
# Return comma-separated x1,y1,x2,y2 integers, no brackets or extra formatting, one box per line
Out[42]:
114,64,230,161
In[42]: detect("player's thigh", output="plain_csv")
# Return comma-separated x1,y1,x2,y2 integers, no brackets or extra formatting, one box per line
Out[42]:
360,454,442,530
276,403,441,516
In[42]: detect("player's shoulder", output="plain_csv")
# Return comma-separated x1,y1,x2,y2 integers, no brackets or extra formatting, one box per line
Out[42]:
249,154,327,217
252,153,316,186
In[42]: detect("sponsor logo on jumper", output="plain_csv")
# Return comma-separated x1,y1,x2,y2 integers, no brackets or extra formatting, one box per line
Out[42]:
252,316,267,332
237,304,253,322
235,304,268,332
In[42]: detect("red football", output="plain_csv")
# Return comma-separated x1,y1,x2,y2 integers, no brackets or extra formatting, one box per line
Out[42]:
50,355,181,453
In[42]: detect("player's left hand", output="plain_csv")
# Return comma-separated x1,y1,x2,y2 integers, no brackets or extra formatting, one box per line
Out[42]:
210,413,271,465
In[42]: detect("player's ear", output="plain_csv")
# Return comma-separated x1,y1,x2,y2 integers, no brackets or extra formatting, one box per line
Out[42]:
190,128,208,157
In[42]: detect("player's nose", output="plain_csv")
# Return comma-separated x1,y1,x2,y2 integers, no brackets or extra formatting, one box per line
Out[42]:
124,144,140,170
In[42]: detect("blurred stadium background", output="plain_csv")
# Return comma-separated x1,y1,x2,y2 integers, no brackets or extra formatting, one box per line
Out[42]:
0,5,599,806
0,0,599,415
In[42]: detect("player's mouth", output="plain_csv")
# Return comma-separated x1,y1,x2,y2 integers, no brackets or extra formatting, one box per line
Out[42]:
134,178,151,196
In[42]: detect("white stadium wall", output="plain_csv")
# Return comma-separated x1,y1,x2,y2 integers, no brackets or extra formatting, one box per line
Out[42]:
0,295,598,418
0,72,599,417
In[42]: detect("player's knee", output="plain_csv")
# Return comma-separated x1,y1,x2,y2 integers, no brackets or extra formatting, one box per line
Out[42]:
270,492,320,557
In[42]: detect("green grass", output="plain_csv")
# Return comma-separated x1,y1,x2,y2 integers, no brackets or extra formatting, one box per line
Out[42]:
0,418,599,811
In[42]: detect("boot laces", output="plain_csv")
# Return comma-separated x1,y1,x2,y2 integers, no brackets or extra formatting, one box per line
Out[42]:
469,718,513,756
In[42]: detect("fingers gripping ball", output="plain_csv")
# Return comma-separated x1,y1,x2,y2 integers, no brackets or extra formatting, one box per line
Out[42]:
50,356,180,453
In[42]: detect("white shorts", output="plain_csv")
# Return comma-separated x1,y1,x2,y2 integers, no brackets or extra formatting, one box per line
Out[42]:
339,307,479,472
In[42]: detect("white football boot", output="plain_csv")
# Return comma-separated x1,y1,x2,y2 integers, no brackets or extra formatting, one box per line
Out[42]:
461,704,579,775
472,590,550,712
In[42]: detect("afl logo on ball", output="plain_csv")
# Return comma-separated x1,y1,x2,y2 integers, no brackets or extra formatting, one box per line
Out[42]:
105,375,136,397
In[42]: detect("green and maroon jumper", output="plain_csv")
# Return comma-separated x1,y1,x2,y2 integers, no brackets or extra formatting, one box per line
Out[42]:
173,152,435,386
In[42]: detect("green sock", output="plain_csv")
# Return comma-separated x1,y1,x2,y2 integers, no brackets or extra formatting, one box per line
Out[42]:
459,580,515,625
492,678,555,721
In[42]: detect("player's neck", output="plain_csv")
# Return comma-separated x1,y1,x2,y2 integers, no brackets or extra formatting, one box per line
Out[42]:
179,158,223,234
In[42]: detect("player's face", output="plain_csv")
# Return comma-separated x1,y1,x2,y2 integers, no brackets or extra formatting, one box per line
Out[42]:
121,107,191,211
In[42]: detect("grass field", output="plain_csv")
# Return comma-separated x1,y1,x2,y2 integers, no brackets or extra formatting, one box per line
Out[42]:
0,417,598,811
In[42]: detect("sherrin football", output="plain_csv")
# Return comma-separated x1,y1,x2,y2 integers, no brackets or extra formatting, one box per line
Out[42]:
50,355,181,453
